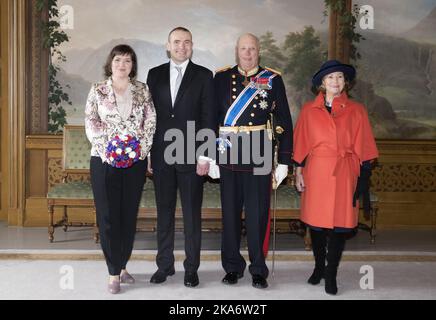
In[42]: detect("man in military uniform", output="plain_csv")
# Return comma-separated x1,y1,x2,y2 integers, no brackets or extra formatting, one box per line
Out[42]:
212,33,293,289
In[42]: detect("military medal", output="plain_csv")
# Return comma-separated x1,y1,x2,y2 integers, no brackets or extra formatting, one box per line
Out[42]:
242,72,250,86
259,90,268,98
218,140,226,154
259,100,268,110
252,77,271,90
217,137,232,154
238,66,258,87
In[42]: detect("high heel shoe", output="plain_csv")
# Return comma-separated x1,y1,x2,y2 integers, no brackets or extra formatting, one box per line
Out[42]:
120,271,135,284
108,278,120,294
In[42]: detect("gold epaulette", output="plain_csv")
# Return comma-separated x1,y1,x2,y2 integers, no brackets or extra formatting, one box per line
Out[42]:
264,66,282,76
215,65,231,73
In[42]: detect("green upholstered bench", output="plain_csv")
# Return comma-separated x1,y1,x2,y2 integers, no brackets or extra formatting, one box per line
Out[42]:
137,178,310,248
138,180,378,248
47,125,97,243
47,126,378,248
138,180,224,232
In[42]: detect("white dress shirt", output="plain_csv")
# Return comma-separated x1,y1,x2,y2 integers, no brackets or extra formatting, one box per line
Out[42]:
170,59,189,105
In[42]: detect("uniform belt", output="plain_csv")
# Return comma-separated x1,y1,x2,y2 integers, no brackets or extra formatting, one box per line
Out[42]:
219,124,266,133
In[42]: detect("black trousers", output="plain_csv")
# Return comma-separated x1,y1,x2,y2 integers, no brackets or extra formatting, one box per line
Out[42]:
220,167,271,278
90,156,147,276
153,166,204,273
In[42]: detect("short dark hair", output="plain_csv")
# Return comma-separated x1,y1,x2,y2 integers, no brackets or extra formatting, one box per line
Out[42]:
103,44,138,79
168,27,192,41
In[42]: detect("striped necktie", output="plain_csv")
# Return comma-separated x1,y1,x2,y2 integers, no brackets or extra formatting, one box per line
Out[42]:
173,66,183,106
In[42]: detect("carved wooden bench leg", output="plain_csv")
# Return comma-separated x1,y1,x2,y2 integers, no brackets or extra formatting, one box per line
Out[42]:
370,206,378,244
304,226,312,251
48,204,54,243
93,208,99,243
62,205,68,232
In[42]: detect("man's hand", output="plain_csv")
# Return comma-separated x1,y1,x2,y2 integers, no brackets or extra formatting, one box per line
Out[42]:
274,164,288,187
147,155,153,174
295,167,305,192
196,159,210,176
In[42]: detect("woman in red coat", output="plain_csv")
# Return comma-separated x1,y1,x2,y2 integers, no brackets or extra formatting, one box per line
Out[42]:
293,60,378,295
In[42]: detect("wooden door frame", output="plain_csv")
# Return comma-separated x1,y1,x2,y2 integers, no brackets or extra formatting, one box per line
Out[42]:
0,0,27,225
0,0,7,220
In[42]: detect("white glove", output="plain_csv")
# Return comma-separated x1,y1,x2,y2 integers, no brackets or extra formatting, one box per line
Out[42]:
274,164,288,187
208,160,220,179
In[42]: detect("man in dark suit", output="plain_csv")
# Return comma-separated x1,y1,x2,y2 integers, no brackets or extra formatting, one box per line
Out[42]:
213,33,293,289
146,27,215,287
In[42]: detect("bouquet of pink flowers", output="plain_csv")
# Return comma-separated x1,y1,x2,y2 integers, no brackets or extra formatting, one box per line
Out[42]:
106,135,141,168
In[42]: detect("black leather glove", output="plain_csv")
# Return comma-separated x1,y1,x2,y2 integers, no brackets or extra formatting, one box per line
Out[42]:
353,161,372,218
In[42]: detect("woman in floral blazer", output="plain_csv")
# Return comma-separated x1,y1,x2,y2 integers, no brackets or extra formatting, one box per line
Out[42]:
85,44,156,294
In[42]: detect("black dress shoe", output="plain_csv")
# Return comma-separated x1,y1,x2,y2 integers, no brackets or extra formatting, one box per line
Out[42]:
222,272,243,285
252,275,268,289
150,268,175,284
184,271,199,287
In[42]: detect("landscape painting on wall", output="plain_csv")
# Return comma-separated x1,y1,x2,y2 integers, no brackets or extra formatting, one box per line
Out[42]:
57,0,436,139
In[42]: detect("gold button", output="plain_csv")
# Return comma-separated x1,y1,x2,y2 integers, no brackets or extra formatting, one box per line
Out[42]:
232,88,237,92
232,81,236,85
253,104,257,108
232,95,237,99
255,96,259,100
232,74,236,79
251,113,255,117
249,122,253,126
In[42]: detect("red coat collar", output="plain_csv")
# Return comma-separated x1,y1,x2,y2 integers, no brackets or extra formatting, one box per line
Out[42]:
314,92,348,109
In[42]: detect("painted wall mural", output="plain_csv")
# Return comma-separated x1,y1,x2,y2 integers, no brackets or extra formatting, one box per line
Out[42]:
57,0,436,139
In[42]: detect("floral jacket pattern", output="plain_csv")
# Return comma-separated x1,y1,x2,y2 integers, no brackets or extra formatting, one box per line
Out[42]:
85,78,156,163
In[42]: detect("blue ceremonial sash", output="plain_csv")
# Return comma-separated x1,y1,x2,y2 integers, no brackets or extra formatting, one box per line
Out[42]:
223,70,276,126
